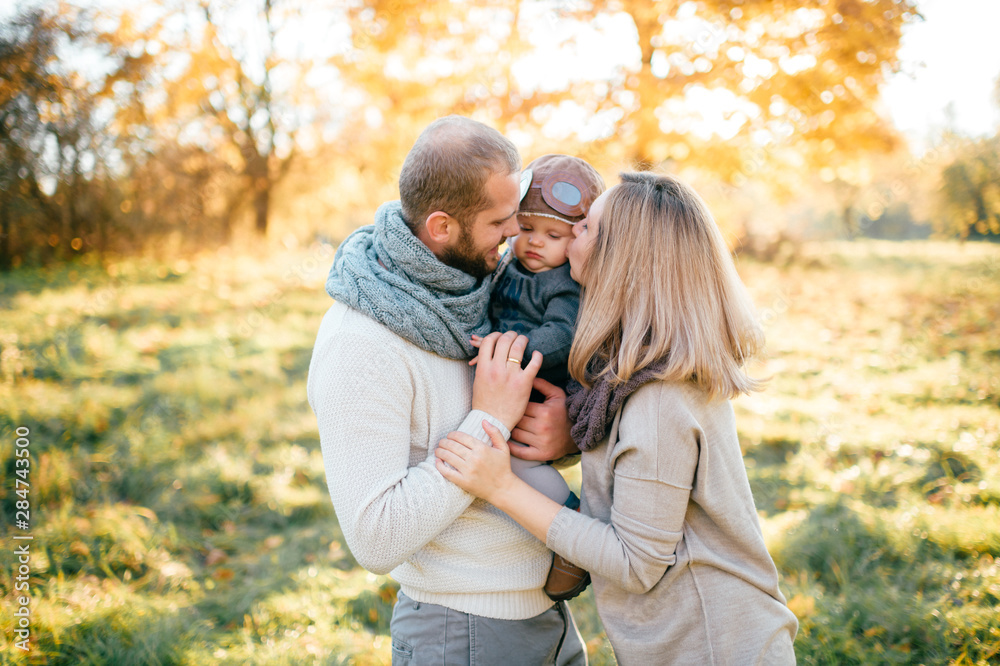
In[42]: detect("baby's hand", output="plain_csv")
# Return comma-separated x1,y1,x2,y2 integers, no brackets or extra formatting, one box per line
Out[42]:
469,334,485,366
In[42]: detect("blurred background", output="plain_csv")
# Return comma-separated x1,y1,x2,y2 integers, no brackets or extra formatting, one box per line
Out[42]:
1,0,997,265
1,0,998,664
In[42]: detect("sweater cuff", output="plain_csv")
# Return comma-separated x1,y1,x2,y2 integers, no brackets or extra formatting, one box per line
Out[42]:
545,505,580,553
457,410,511,444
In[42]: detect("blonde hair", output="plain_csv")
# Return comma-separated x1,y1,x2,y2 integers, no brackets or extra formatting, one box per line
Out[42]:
568,172,764,399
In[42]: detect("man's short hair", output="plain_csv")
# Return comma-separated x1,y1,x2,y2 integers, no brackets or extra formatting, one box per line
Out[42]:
399,116,521,230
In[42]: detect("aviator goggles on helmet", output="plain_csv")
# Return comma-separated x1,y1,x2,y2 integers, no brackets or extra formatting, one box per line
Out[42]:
519,167,590,224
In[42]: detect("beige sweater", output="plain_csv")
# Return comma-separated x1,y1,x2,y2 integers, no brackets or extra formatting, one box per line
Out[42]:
307,301,553,620
547,381,798,664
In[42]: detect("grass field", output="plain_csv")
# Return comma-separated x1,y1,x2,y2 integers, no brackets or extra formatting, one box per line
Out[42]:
1,239,998,664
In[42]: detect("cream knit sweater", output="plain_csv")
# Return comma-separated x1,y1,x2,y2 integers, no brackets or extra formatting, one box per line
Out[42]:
307,301,553,620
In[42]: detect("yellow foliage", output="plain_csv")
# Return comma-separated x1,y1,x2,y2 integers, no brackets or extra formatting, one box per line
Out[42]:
786,593,816,619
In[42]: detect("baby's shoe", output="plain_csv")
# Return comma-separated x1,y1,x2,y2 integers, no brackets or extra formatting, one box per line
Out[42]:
544,553,590,602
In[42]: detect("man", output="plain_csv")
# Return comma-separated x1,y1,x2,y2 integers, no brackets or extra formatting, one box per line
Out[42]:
307,116,585,664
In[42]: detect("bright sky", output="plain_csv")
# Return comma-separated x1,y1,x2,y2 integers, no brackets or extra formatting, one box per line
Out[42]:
881,0,1000,140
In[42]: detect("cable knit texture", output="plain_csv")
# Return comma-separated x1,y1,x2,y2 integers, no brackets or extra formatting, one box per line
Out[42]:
324,200,493,360
547,380,798,664
307,301,553,620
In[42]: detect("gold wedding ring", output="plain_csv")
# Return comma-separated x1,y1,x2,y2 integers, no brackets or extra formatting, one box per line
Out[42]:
507,357,522,364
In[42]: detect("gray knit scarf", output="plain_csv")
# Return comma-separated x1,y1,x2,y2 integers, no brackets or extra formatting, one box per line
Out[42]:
325,201,493,360
565,361,669,451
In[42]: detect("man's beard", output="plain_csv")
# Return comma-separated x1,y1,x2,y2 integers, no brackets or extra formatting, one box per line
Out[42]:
439,223,494,279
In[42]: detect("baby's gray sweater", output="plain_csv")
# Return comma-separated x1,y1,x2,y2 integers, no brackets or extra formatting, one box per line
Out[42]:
490,260,579,386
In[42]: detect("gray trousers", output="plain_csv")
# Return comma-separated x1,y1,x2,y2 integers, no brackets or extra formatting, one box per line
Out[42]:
390,592,587,665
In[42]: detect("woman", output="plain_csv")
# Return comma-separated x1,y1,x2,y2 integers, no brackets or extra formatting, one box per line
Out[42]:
435,172,798,664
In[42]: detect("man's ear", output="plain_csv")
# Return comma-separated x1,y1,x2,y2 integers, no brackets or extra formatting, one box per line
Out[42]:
423,211,455,245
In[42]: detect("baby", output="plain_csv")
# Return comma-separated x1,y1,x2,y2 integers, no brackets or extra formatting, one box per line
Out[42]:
473,154,605,600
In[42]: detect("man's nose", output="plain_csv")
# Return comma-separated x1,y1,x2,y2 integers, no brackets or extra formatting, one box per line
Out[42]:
503,217,520,238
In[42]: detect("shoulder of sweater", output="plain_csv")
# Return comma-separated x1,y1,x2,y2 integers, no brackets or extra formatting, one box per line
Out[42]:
317,302,446,366
316,302,400,349
624,380,729,430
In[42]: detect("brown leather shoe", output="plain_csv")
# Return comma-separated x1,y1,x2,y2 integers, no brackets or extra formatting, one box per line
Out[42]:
544,553,591,602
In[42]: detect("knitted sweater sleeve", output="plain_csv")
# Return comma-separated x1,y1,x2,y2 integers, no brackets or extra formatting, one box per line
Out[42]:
308,321,510,575
545,383,696,594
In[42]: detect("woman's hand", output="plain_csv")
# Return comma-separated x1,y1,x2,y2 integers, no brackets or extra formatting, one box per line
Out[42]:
435,421,517,504
470,331,542,431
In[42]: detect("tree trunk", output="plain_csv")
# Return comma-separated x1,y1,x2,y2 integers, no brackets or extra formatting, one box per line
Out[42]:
629,1,665,170
0,201,12,271
254,178,270,236
624,0,687,169
96,190,107,264
60,189,72,260
842,204,856,238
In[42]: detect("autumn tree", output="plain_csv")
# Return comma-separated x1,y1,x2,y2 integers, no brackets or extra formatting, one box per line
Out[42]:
0,4,157,268
935,134,1000,239
333,0,919,235
2,0,340,265
155,0,318,238
574,0,918,235
930,74,1000,240
0,0,928,264
0,9,61,268
329,0,579,225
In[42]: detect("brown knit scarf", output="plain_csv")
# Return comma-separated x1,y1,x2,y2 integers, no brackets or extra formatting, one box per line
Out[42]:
565,360,669,452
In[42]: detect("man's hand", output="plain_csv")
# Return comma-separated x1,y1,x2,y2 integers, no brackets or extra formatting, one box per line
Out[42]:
470,332,542,431
509,377,579,462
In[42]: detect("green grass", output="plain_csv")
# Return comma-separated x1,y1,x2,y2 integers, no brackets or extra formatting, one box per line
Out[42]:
738,240,1000,665
1,240,998,664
